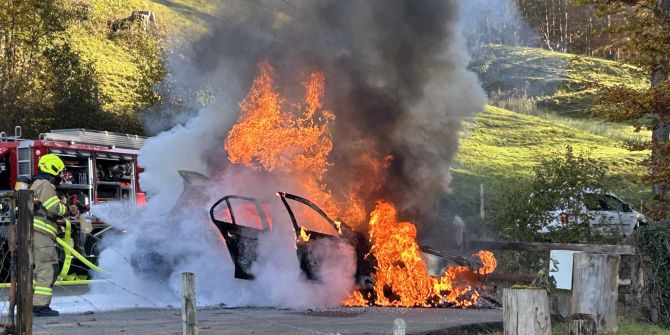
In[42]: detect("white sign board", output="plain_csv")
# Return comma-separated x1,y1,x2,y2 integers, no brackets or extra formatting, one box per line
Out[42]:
549,250,577,290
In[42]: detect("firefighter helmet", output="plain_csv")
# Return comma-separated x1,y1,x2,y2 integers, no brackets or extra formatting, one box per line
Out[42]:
38,154,65,176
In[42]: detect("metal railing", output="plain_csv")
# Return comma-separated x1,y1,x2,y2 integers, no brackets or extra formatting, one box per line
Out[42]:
39,129,145,150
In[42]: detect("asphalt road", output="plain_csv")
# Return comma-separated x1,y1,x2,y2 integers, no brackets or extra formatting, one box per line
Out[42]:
32,307,502,335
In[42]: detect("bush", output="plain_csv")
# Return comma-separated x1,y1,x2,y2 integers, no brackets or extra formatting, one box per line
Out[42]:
490,145,620,244
636,221,670,326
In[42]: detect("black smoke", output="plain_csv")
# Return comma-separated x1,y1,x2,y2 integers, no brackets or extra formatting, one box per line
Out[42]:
150,0,485,244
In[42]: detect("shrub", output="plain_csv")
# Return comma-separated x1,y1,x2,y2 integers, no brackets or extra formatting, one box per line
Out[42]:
635,221,670,326
490,145,620,244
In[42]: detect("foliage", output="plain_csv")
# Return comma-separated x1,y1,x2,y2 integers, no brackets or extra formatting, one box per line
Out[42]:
0,0,87,135
0,0,215,137
530,257,558,293
466,0,636,59
635,221,670,326
549,319,670,334
488,145,621,243
571,0,670,219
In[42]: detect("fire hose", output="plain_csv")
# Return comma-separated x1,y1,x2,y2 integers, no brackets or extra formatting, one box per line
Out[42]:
33,218,108,275
56,234,108,275
56,218,108,275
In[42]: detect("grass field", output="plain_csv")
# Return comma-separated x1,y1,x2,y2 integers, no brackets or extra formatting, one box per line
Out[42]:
66,0,217,115
450,45,652,227
490,319,670,335
450,105,649,225
471,44,648,119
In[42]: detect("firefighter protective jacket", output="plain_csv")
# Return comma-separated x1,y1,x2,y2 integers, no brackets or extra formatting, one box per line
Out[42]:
31,176,68,238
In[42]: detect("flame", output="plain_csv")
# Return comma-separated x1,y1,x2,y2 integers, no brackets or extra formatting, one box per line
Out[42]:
225,61,345,231
226,61,334,177
334,220,343,234
367,201,434,306
475,250,497,275
226,61,496,308
344,201,497,307
298,226,311,242
226,61,390,230
342,290,368,306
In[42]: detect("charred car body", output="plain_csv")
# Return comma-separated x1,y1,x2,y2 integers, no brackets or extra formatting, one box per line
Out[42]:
131,170,483,298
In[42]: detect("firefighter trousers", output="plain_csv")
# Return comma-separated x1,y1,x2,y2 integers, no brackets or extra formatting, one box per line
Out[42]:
33,231,59,306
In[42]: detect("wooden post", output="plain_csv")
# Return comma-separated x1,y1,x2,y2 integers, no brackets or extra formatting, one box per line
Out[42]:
503,288,552,335
480,183,485,220
393,318,406,335
181,272,197,335
16,190,33,335
571,253,620,334
568,313,597,335
8,196,17,328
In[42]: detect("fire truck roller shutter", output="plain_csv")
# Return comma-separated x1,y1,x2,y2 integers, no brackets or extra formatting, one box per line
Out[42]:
0,148,10,190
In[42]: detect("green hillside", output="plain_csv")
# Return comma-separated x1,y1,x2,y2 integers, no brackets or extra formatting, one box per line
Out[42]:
451,105,649,224
65,0,216,122
471,44,648,119
449,45,652,225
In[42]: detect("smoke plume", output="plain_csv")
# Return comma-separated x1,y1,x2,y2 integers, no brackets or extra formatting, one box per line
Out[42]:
82,0,486,310
177,0,485,228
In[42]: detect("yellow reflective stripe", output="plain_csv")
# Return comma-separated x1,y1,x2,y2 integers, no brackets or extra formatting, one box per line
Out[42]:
58,203,67,216
43,196,61,210
34,286,53,295
34,286,53,296
33,219,57,238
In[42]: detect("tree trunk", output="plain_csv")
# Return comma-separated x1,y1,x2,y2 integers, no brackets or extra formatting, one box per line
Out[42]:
503,288,552,335
571,253,620,334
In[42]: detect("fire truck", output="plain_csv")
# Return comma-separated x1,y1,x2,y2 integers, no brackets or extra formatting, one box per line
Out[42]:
0,127,146,283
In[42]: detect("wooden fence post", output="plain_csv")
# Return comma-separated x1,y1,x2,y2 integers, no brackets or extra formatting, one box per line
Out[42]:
7,195,17,329
480,183,485,220
16,190,33,335
503,288,552,335
182,272,197,335
571,252,620,334
393,318,406,335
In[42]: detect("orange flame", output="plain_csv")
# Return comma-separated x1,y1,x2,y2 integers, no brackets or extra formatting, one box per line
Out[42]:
225,60,334,177
344,201,497,307
226,61,496,308
368,201,434,306
225,61,341,231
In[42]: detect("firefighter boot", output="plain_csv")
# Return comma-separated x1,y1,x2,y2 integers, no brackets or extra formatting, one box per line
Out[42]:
33,305,59,317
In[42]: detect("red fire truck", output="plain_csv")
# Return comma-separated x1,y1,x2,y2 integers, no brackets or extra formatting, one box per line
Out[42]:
0,127,146,282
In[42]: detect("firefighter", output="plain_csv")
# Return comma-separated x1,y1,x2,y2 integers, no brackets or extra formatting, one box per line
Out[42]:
30,154,76,317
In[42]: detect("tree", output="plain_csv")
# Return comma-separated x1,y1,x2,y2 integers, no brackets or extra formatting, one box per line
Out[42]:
573,0,670,219
0,0,88,135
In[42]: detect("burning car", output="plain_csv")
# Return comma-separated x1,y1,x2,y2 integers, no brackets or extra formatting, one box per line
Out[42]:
131,55,497,308
129,169,497,308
